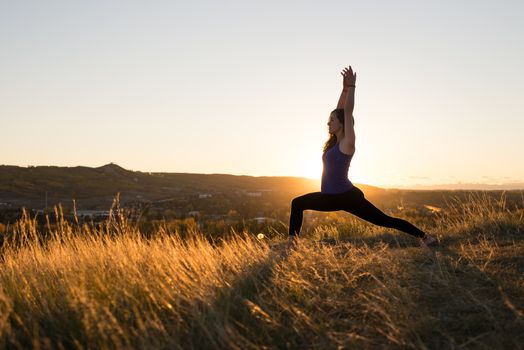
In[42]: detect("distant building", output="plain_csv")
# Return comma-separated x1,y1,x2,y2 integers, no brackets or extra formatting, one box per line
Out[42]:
246,192,262,197
199,193,212,199
249,217,277,224
75,210,111,218
157,197,178,203
188,210,200,217
209,214,227,220
161,186,182,191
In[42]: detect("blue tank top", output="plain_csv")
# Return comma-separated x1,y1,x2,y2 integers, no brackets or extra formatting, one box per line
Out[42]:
321,142,354,194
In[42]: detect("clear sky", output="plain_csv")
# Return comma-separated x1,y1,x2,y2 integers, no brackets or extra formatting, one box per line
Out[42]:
1,0,523,189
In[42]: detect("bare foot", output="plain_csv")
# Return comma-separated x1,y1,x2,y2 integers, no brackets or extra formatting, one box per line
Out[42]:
286,235,300,251
420,234,438,247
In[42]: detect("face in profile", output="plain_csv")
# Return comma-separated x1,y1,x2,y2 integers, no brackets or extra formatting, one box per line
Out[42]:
327,112,343,134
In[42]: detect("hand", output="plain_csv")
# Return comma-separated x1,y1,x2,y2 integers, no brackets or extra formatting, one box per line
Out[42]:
341,65,357,89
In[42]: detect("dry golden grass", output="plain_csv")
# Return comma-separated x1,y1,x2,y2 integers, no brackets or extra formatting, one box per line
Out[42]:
0,192,523,349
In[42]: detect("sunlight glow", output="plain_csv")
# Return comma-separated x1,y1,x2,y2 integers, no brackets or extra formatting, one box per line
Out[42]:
300,158,323,180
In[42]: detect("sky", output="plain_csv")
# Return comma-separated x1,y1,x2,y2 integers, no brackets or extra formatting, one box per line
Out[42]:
1,0,523,189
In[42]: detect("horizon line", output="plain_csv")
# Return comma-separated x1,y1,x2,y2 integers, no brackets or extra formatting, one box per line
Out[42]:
2,162,524,191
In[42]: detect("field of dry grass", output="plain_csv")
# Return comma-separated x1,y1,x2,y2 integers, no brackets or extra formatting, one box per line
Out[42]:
0,192,523,349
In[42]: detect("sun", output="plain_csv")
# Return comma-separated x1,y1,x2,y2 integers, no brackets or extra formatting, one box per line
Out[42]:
301,158,322,180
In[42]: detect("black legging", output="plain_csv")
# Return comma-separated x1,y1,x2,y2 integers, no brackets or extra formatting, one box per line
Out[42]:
289,185,426,238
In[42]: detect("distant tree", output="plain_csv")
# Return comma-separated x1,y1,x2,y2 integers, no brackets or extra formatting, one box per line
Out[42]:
162,209,177,219
183,217,197,232
227,209,240,219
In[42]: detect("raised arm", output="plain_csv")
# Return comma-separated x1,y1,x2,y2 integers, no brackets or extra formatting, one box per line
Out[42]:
342,65,356,151
336,86,348,109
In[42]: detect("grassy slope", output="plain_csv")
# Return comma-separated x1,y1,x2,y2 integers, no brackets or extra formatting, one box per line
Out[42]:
0,194,523,349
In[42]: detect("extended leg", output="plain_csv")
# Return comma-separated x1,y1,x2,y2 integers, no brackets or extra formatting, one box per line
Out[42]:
343,190,426,238
289,192,340,236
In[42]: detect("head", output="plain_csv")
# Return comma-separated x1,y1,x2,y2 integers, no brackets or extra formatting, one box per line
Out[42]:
323,109,345,152
327,109,345,135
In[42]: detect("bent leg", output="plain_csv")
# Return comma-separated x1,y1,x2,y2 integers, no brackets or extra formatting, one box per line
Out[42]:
289,192,341,236
342,189,426,238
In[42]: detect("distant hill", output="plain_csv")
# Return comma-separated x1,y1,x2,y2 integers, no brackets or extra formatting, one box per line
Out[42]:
5,163,520,212
388,183,524,190
0,163,383,209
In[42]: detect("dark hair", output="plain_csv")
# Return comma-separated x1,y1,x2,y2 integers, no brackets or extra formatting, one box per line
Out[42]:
323,108,346,153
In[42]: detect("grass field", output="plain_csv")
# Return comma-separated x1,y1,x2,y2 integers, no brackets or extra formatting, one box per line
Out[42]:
1,192,523,349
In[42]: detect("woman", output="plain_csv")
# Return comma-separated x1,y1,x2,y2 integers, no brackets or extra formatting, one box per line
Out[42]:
287,65,437,249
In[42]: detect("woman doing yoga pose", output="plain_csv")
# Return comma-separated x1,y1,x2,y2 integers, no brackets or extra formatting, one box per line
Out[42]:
287,65,437,250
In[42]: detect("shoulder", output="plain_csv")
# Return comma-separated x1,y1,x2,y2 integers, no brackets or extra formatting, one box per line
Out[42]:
339,138,355,156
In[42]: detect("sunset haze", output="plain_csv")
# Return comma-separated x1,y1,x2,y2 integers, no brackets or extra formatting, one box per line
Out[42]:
1,0,523,189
